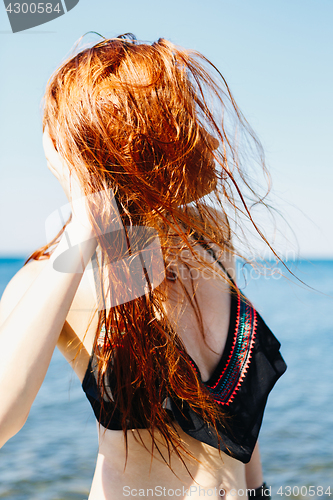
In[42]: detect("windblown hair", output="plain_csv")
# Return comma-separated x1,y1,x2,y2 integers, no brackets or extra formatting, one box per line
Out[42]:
27,34,272,467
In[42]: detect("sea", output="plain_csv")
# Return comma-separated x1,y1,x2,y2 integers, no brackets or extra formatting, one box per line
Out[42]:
0,257,332,499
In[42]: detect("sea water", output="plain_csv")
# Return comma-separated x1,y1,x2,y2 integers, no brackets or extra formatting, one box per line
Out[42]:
0,258,332,499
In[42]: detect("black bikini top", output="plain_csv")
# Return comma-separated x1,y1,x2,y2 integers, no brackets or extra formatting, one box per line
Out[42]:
82,245,287,464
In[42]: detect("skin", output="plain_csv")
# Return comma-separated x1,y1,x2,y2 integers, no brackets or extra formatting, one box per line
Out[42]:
0,131,263,499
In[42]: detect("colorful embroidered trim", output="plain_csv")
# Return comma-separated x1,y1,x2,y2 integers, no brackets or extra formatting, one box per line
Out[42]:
204,292,257,406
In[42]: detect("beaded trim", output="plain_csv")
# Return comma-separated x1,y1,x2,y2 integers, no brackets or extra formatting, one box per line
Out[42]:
205,292,257,405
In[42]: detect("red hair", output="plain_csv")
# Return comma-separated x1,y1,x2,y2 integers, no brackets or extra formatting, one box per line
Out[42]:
27,34,272,468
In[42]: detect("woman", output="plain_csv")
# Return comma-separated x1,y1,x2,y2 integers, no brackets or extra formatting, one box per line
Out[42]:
0,35,286,499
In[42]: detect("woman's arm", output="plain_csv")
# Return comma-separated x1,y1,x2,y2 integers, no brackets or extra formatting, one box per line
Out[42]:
0,222,96,448
245,441,264,489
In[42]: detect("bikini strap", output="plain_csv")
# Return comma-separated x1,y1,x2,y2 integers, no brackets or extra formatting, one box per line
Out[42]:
190,229,236,285
91,250,107,312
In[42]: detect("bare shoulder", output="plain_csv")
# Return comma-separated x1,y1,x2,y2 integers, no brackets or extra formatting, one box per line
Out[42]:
0,258,49,326
188,205,236,281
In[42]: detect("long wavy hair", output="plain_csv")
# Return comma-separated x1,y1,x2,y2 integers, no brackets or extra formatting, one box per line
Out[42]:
27,34,273,468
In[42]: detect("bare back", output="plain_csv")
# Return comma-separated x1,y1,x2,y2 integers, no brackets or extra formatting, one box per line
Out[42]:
55,239,246,499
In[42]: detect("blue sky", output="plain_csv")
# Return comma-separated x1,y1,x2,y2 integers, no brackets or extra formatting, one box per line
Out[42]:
0,0,332,258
